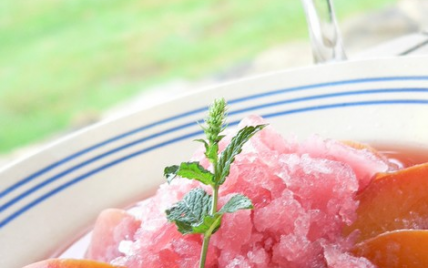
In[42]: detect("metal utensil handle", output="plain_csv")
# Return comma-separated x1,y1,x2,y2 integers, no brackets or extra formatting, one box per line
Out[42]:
301,0,347,63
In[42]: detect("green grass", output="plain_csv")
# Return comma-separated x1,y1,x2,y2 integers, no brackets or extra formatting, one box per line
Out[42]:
0,0,394,153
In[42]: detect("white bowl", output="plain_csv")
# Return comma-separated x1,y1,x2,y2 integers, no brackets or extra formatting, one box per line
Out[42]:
1,56,428,268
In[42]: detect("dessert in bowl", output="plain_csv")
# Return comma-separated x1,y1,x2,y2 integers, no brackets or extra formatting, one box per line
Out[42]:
1,56,428,268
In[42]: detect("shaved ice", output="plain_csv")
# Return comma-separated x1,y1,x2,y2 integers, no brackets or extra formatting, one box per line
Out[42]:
86,116,390,267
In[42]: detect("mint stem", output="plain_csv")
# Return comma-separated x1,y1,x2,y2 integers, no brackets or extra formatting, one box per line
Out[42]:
199,209,222,268
199,179,219,268
211,186,219,215
199,234,211,268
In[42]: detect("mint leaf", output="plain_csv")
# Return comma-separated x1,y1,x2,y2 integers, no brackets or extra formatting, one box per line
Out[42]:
164,162,214,185
194,138,209,153
205,143,219,164
216,125,266,185
195,139,218,164
219,194,253,214
190,194,253,234
174,219,195,234
177,162,214,185
166,188,212,234
192,214,222,234
164,165,179,183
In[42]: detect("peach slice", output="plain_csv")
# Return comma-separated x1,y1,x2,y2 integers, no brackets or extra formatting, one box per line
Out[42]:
23,259,124,268
343,163,428,243
86,209,141,262
353,230,428,268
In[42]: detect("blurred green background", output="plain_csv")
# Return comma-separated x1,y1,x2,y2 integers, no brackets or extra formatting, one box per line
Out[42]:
0,0,395,154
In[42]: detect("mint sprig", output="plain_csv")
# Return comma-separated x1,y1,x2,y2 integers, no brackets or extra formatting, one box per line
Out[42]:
164,98,266,268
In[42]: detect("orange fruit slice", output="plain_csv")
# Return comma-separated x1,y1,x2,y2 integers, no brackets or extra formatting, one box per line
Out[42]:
23,259,123,268
344,163,428,243
353,230,428,268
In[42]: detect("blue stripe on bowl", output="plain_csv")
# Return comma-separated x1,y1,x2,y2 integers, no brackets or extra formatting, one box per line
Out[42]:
2,87,428,214
2,76,428,200
229,88,428,115
0,107,208,199
228,76,428,104
1,98,428,228
0,120,196,213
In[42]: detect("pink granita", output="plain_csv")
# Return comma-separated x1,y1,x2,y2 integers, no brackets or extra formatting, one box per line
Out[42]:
86,115,390,268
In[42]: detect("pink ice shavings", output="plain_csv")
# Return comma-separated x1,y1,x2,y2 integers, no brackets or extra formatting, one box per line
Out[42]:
86,115,389,268
295,136,390,191
237,115,390,191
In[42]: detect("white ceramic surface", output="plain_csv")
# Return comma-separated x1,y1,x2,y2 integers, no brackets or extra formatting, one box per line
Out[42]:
1,56,428,268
